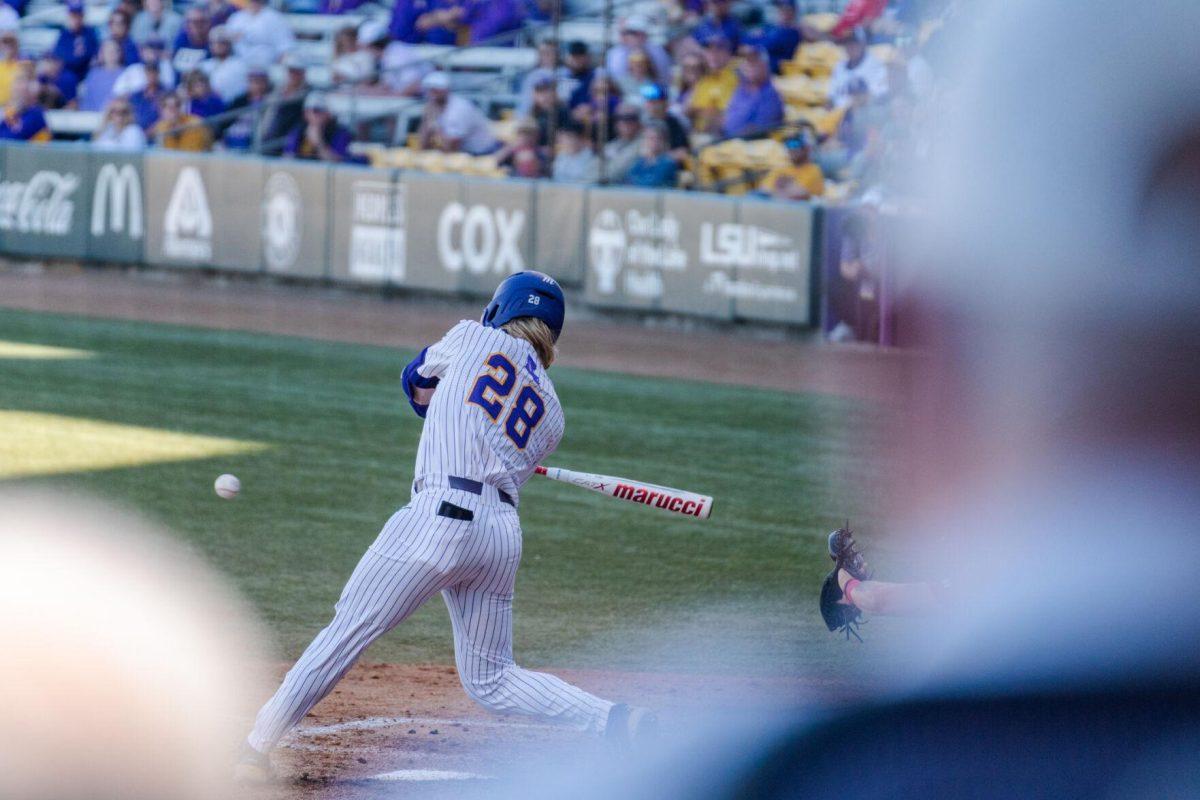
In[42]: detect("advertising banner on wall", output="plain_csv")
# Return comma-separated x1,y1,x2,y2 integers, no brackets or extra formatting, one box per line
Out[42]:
207,154,264,272
145,152,215,268
0,144,90,259
659,193,736,320
400,172,462,292
453,178,535,297
87,152,145,263
729,198,815,325
583,188,673,311
329,165,404,285
532,182,585,286
260,162,330,278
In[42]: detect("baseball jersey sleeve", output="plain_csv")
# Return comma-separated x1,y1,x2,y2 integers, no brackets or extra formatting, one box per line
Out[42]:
401,321,468,418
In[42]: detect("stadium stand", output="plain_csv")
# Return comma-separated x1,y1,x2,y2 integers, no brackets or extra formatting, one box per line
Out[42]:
1,0,944,202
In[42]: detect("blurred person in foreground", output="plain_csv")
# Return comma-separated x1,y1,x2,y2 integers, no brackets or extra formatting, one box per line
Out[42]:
283,91,361,163
416,70,499,155
721,45,784,138
506,2,1200,797
625,122,678,187
759,130,824,200
92,97,147,150
150,91,212,151
0,74,50,142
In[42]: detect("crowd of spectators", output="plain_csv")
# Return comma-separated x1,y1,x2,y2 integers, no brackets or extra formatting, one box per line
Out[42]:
0,0,942,200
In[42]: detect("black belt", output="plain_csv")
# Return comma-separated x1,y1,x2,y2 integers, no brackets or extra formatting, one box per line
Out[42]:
448,475,515,507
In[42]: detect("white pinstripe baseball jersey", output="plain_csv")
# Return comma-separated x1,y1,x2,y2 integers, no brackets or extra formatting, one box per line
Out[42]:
412,320,564,503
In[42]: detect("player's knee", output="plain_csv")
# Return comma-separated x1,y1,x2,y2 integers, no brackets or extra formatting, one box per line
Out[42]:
458,669,510,711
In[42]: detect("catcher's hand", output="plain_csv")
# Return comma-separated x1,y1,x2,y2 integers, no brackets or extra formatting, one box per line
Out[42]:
819,525,871,641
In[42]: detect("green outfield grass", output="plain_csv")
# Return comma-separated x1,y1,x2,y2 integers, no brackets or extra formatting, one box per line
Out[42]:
0,308,891,676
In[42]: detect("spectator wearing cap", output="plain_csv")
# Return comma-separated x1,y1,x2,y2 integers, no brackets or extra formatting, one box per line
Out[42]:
551,121,599,183
687,35,737,134
114,36,177,98
605,16,671,85
746,0,803,74
563,41,595,110
53,1,99,82
79,39,125,111
128,60,169,130
759,131,824,199
226,0,295,70
689,0,742,49
0,75,51,142
182,68,225,118
529,72,569,148
722,45,784,138
132,0,183,47
200,25,248,103
496,117,548,178
828,27,887,107
284,92,362,162
625,122,678,187
106,10,143,68
641,83,690,162
219,65,271,149
92,97,147,150
35,54,77,109
150,91,211,151
173,7,212,75
417,71,499,155
602,102,643,183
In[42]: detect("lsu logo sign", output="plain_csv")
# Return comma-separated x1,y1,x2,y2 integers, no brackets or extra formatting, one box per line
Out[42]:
436,202,525,274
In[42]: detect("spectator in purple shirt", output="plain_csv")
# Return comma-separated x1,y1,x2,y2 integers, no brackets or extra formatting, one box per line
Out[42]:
414,0,461,46
182,69,225,118
722,45,783,138
79,39,126,112
389,0,431,44
52,0,98,81
35,54,78,109
284,92,363,163
690,0,742,49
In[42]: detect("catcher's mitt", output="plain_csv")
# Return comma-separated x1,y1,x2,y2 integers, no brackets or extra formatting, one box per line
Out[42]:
819,525,872,641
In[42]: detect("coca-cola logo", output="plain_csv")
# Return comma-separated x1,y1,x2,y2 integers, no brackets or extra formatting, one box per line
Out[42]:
0,171,80,236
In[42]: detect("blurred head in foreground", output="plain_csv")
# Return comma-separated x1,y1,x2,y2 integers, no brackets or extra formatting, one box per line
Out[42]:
0,491,271,800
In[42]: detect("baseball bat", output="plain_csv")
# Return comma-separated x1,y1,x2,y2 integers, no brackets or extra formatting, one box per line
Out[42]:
534,465,713,520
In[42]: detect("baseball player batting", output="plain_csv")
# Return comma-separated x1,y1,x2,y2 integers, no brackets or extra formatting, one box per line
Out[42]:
236,272,655,781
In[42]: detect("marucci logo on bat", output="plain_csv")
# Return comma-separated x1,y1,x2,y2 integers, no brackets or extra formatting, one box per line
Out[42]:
612,483,705,516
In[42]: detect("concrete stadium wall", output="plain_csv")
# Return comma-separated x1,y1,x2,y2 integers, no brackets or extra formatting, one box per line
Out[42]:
0,143,821,326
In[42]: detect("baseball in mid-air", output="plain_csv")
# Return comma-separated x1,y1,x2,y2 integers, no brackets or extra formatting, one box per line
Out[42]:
214,473,241,500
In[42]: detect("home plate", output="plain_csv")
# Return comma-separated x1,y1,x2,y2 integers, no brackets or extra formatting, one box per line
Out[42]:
371,769,493,782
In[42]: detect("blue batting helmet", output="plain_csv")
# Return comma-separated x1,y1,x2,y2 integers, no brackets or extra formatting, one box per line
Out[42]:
481,271,566,341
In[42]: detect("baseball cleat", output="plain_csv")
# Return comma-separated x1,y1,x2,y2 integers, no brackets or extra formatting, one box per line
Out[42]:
605,703,658,747
233,742,274,784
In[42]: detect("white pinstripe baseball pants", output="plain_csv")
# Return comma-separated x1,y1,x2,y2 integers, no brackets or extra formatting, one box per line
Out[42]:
247,487,614,752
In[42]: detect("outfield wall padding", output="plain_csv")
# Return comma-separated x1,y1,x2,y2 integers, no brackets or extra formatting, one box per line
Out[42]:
0,144,819,327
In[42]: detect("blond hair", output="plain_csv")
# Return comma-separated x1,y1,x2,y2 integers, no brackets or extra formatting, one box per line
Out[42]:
502,317,557,368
